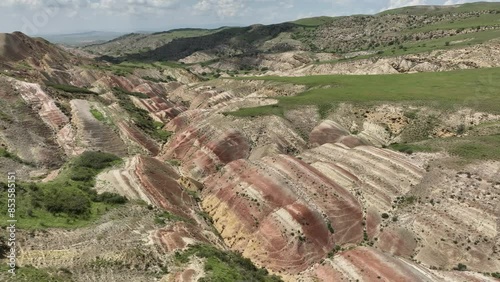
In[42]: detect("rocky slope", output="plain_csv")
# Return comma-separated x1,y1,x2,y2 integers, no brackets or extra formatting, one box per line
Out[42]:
286,39,500,76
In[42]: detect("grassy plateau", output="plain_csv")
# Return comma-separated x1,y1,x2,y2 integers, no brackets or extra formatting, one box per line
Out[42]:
228,67,500,161
229,67,500,117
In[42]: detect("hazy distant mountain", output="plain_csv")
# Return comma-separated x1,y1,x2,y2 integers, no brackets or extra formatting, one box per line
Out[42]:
40,31,126,46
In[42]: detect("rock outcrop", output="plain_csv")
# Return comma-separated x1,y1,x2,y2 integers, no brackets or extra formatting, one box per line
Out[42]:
202,154,363,273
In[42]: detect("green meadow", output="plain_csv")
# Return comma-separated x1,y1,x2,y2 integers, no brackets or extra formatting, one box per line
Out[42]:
228,67,500,161
229,67,500,117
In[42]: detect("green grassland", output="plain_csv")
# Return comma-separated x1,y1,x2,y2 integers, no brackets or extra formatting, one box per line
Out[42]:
379,2,500,15
228,68,500,161
46,83,96,95
0,265,73,282
86,28,227,56
0,151,127,230
152,28,226,42
83,61,186,77
409,13,500,32
292,16,338,27
391,134,500,161
229,67,500,116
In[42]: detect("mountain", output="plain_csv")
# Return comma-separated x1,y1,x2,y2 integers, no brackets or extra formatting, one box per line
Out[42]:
83,1,500,65
83,28,228,57
40,31,126,46
1,2,500,281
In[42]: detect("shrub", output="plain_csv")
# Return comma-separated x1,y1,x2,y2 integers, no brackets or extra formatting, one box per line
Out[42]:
404,111,418,120
457,124,466,135
176,244,283,282
453,263,467,271
113,89,172,142
381,213,390,219
46,83,96,94
94,192,128,204
327,221,335,234
90,108,105,121
168,159,181,166
44,186,91,216
72,151,121,170
69,167,96,182
113,87,149,99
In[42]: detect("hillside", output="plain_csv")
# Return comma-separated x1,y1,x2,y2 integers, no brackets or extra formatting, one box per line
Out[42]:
83,28,228,57
83,2,500,64
1,2,500,282
41,31,126,46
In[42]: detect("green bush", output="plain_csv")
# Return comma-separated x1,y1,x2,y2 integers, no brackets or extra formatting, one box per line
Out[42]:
168,159,181,166
72,151,121,170
69,167,96,182
176,244,283,282
113,89,172,142
113,87,149,99
453,263,467,271
142,76,175,83
94,192,128,204
44,186,91,216
327,221,335,234
0,152,126,229
154,211,188,224
46,83,96,94
90,108,106,121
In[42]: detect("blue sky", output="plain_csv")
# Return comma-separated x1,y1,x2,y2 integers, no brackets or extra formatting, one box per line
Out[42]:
0,0,497,35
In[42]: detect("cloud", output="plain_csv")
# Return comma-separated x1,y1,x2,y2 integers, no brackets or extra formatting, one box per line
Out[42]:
194,0,246,18
0,0,180,15
0,0,88,9
385,0,428,10
443,0,465,4
91,0,181,15
193,0,297,18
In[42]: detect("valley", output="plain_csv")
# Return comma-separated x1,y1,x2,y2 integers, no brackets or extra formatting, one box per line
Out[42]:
0,2,500,282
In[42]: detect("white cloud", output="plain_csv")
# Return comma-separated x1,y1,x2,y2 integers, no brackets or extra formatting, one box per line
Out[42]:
443,0,465,4
386,0,428,10
0,0,179,15
193,0,298,18
194,0,246,18
0,0,89,9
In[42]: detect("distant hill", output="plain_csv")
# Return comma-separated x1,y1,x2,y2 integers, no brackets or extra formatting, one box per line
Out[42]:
83,1,500,65
83,28,228,56
379,1,500,15
41,31,126,46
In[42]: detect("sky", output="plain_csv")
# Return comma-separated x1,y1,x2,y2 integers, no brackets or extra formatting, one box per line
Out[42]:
0,0,497,35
